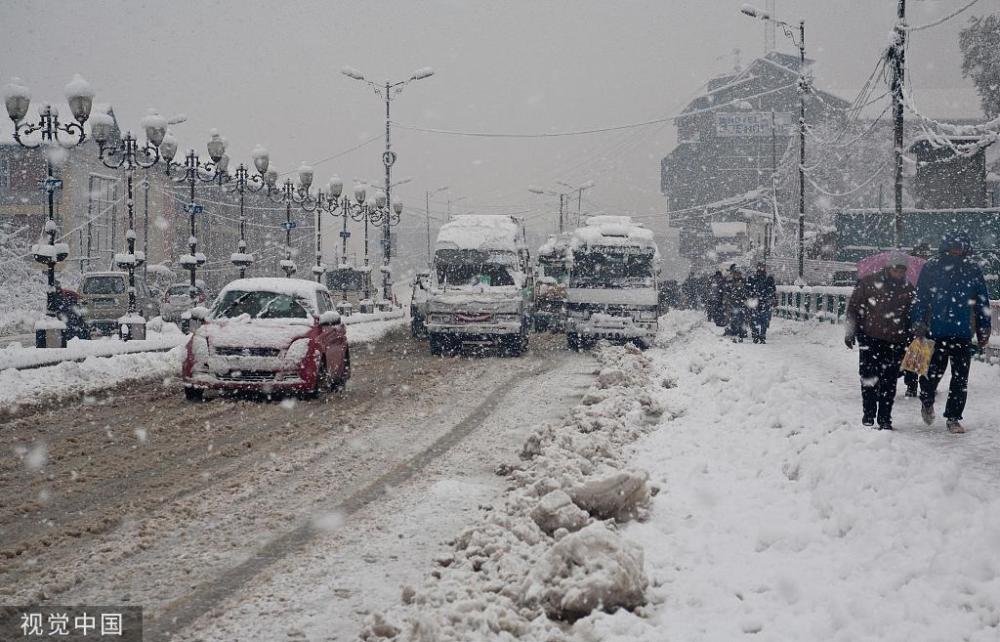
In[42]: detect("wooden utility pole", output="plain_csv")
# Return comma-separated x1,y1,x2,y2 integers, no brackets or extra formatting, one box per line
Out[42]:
891,0,906,247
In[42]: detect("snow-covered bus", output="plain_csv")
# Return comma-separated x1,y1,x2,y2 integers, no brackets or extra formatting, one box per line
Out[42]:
565,216,660,350
425,215,532,355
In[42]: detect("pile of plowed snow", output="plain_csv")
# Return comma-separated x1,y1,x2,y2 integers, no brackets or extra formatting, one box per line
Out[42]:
359,335,689,640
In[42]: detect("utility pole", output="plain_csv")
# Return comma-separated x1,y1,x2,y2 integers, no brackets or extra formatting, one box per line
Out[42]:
797,19,807,283
558,194,565,234
576,187,584,227
891,0,907,248
425,190,432,267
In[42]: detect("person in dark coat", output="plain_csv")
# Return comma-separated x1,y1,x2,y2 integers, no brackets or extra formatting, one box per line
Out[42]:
707,270,726,326
726,269,749,342
910,232,992,434
845,252,915,430
746,262,777,344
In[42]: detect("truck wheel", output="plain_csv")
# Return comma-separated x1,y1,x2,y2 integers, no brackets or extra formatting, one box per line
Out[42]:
184,387,204,402
533,316,547,333
331,350,350,390
567,333,580,352
429,334,444,356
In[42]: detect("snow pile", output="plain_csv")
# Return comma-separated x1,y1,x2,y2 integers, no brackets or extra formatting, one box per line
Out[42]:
434,215,523,254
576,314,1000,641
360,337,686,638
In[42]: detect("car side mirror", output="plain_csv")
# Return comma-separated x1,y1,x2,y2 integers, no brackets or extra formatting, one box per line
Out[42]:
319,311,342,326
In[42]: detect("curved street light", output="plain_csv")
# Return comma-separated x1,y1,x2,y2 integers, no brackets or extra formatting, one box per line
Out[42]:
226,144,272,278
342,64,433,305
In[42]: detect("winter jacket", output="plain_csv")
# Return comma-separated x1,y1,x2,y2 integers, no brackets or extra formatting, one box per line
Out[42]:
746,272,776,309
845,268,915,343
726,278,749,309
911,251,991,341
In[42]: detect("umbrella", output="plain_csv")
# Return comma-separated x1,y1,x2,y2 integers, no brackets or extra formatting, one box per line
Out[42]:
856,251,926,287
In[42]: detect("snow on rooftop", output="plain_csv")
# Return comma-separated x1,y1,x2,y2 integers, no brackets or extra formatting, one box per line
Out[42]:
219,277,326,300
570,215,658,253
435,215,524,253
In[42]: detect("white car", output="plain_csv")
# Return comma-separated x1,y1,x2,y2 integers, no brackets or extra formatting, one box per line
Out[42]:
160,283,207,322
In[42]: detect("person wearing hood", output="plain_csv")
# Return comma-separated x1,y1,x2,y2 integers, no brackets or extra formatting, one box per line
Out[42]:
845,251,915,430
911,232,991,434
746,262,777,344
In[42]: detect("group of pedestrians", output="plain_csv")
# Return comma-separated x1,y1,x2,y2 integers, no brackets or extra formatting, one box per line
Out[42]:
701,263,776,344
844,233,991,433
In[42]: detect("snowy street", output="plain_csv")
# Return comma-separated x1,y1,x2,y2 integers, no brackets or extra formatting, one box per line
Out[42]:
0,331,595,640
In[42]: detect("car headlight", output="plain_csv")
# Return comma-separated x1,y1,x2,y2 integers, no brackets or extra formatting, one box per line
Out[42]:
567,308,588,319
429,314,451,324
285,338,312,363
637,309,658,320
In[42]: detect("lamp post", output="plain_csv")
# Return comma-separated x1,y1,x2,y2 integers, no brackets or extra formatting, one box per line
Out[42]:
426,185,449,267
555,180,596,227
161,129,228,305
267,163,318,278
342,64,433,305
742,4,807,283
529,185,587,233
3,75,94,348
92,111,169,340
227,145,272,278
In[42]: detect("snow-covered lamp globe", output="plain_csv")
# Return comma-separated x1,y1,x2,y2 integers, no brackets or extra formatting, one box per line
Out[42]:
374,190,387,208
392,198,403,215
297,163,314,191
141,109,167,147
252,145,270,174
264,168,278,189
217,153,230,175
206,130,226,163
64,74,94,124
354,183,367,204
3,77,31,123
159,131,178,163
90,112,115,147
328,175,344,198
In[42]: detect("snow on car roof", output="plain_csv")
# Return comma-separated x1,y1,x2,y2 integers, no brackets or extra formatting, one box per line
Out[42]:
218,277,327,301
435,215,524,253
570,215,658,253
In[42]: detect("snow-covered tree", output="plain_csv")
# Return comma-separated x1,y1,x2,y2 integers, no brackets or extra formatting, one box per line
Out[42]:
960,14,1000,119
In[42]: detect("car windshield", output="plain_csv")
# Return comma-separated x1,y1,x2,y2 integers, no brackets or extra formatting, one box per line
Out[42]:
570,250,654,288
211,290,312,320
82,276,126,294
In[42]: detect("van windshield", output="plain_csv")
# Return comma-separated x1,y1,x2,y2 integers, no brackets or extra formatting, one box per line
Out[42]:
82,276,126,294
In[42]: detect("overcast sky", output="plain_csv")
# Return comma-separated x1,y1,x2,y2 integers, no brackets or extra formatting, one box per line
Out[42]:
3,0,996,270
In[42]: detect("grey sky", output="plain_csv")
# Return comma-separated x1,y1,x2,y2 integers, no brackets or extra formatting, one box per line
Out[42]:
2,0,995,269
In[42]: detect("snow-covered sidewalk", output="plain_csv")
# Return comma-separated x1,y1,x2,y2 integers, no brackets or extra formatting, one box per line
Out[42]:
0,322,188,371
587,313,1000,641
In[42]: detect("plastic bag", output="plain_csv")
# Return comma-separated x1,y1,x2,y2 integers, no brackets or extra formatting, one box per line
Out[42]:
901,338,935,377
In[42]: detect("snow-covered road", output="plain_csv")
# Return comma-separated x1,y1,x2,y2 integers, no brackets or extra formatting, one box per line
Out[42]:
1,331,594,641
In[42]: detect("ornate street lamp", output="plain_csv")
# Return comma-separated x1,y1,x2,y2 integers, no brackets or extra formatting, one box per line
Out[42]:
93,110,168,340
226,144,271,278
342,64,433,305
267,162,318,278
2,74,94,347
161,129,228,306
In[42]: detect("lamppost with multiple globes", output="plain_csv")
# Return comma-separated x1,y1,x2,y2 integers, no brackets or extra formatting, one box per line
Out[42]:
2,74,94,348
342,64,433,305
267,163,317,278
161,129,228,301
227,145,274,278
91,110,169,340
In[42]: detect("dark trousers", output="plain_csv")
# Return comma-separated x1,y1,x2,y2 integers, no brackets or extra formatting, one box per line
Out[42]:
859,336,906,424
903,370,917,392
750,307,771,340
919,338,973,421
729,307,747,338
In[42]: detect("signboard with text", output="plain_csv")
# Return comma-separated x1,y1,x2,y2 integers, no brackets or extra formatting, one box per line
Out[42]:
714,111,792,137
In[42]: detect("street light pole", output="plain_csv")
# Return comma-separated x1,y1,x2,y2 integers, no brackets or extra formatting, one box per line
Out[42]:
343,64,434,306
94,112,169,340
891,0,907,248
741,5,808,283
228,145,271,279
3,75,94,347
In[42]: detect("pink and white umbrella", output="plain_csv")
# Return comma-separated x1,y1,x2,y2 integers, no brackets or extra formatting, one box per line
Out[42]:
856,251,927,287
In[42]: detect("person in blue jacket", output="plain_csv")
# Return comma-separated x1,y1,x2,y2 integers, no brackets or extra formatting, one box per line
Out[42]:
910,232,992,433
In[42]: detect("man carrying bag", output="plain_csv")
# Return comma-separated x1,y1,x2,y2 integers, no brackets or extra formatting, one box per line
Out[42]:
845,252,915,430
911,232,992,434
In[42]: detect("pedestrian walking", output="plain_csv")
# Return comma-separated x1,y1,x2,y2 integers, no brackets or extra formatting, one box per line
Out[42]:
844,252,915,430
707,270,726,326
910,232,992,434
727,269,749,342
746,262,776,344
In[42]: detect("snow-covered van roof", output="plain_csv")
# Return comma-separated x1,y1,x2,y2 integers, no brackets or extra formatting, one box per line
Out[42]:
570,215,658,253
538,233,572,258
218,277,328,302
435,215,524,254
